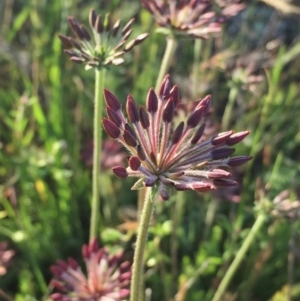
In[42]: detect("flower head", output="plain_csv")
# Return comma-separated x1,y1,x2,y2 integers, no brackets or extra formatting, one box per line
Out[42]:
50,239,131,301
58,9,148,69
102,74,251,200
142,0,245,39
0,242,15,276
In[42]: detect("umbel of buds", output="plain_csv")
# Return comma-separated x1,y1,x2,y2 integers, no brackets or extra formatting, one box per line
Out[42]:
142,0,245,39
50,239,131,301
58,9,148,69
102,74,251,200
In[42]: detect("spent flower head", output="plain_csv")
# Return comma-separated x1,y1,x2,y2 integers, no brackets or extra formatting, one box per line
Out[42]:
142,0,245,39
58,9,148,69
50,239,131,301
102,74,251,200
0,242,15,276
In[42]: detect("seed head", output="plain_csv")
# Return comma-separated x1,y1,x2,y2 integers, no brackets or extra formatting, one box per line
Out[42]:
102,74,251,200
58,9,148,69
50,239,131,301
142,0,245,39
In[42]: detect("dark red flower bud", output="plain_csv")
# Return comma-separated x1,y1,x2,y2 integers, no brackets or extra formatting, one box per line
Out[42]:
126,95,139,123
123,130,137,147
226,131,250,146
112,166,128,179
187,108,203,128
191,123,206,144
211,131,233,145
227,156,252,167
104,89,121,110
102,118,120,139
139,106,150,129
163,98,175,123
211,148,235,160
146,88,158,113
171,122,184,144
128,156,141,171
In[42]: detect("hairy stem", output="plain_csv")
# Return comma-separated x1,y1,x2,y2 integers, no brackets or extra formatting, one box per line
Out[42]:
130,188,155,301
155,36,178,92
90,68,105,240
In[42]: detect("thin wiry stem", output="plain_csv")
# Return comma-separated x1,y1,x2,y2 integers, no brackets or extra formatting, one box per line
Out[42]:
155,37,178,93
211,213,266,301
130,188,155,301
192,39,202,97
90,68,105,240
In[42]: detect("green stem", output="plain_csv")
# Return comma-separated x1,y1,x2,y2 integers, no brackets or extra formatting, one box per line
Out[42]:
90,68,105,240
130,188,155,301
221,86,239,131
155,36,178,92
211,213,266,301
192,39,202,97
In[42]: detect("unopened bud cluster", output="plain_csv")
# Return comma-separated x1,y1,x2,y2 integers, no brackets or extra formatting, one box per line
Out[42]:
102,74,251,200
58,9,148,68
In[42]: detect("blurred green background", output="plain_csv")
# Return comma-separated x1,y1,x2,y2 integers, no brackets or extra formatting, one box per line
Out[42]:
1,0,300,300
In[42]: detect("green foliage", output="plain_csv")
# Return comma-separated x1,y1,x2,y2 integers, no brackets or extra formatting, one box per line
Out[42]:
1,0,300,301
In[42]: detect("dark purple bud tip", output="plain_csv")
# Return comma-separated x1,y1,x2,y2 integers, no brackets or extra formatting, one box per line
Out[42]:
137,144,146,161
139,106,150,129
80,25,91,41
211,131,233,145
170,85,179,107
126,95,139,123
57,34,73,48
112,166,128,179
171,121,184,144
122,18,135,35
211,147,235,160
103,89,121,110
196,95,211,115
68,17,85,40
102,118,120,139
213,179,237,187
150,152,157,166
163,98,175,123
187,108,203,128
123,130,137,147
191,123,205,144
106,107,122,127
89,9,97,28
128,156,141,171
226,131,250,146
228,156,252,167
159,74,171,100
146,88,158,113
207,169,231,179
95,14,104,33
